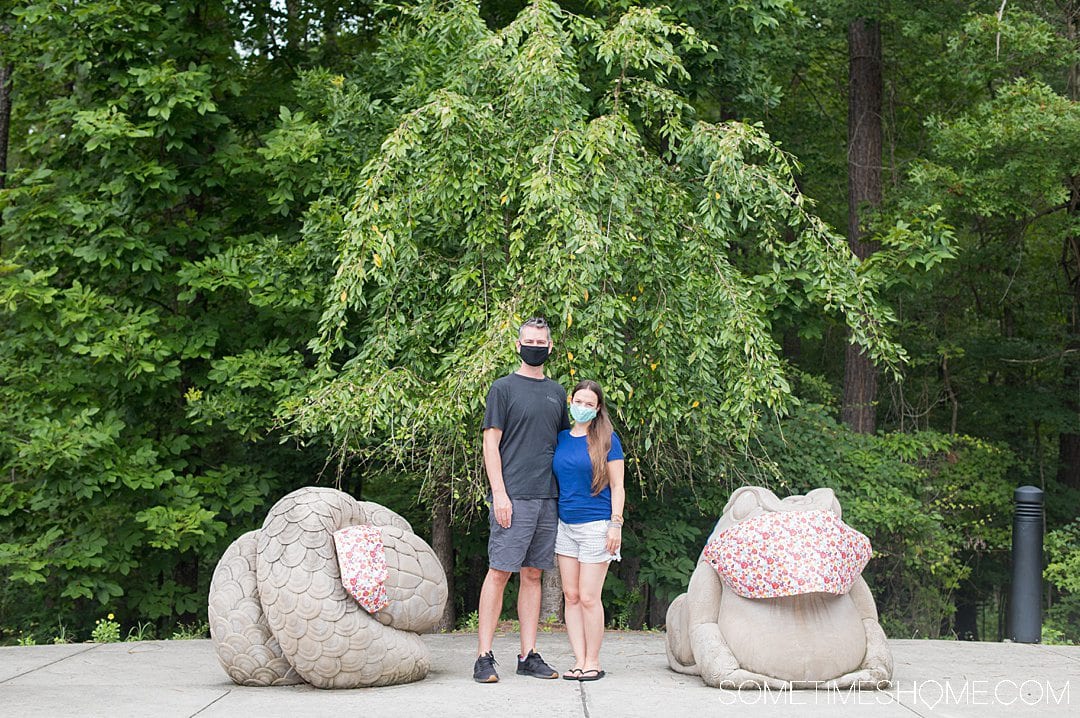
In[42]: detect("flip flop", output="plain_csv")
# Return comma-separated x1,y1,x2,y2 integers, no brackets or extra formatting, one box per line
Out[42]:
577,669,605,681
562,668,583,680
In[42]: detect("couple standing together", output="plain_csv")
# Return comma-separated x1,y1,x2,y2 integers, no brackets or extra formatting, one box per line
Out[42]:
473,317,625,684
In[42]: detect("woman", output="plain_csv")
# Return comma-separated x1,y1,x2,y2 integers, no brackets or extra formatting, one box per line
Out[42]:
553,379,625,682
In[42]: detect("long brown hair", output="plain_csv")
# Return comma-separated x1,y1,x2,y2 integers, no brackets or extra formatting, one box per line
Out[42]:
571,380,613,495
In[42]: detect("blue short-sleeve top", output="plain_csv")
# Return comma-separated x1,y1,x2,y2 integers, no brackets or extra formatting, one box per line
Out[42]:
553,430,624,523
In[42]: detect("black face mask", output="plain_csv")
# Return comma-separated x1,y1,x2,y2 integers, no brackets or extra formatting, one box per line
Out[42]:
519,344,550,367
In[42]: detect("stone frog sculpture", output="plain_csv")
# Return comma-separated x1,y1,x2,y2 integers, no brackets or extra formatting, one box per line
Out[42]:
665,486,893,689
208,486,448,688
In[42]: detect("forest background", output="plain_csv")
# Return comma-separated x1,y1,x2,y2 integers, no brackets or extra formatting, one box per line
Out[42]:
1,0,1079,646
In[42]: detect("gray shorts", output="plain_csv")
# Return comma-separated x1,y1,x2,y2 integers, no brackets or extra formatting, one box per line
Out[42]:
555,519,621,564
488,498,557,572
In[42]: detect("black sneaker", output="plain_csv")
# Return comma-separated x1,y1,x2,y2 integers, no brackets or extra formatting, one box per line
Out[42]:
516,649,558,679
474,651,499,683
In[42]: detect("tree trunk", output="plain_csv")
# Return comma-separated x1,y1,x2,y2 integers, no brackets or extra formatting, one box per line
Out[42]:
540,563,563,623
464,552,486,618
952,583,980,641
1057,432,1080,489
0,15,10,197
431,487,455,632
1058,197,1080,491
172,555,200,623
1068,3,1079,104
285,0,304,50
620,555,647,629
841,18,883,434
1058,5,1080,490
0,59,10,254
782,328,802,363
0,62,12,193
648,591,672,630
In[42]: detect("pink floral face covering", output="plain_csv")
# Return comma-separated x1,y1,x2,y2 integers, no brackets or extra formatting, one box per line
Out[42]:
703,509,872,599
333,525,390,613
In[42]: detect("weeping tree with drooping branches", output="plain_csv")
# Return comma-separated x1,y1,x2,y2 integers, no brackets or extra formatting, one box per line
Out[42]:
283,0,911,627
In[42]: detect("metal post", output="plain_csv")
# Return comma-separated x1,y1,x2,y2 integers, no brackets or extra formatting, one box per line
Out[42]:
1009,485,1044,643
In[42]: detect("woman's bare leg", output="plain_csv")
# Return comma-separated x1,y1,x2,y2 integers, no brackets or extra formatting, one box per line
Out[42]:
558,554,585,673
578,561,610,671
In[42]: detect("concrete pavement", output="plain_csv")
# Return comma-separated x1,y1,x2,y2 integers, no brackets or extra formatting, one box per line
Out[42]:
1,632,1078,717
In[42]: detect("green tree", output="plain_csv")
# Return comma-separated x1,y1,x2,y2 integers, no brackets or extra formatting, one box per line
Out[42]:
0,0,365,637
763,2,1080,636
3,0,1069,641
282,0,911,627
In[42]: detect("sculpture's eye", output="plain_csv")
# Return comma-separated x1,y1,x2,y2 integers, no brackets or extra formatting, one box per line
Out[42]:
805,487,843,518
729,489,761,522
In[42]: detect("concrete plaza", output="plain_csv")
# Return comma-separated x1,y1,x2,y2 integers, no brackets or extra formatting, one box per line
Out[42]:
1,632,1077,717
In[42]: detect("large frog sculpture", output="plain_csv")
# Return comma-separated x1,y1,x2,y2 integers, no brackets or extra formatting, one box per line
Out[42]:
665,486,892,689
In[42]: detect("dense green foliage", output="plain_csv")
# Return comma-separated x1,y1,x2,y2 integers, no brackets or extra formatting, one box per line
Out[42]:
0,0,333,638
0,0,1077,644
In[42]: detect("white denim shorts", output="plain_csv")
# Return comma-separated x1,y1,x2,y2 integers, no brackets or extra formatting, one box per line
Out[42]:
555,519,621,564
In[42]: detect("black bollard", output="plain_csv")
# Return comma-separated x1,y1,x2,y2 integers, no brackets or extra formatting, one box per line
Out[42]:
1009,485,1044,643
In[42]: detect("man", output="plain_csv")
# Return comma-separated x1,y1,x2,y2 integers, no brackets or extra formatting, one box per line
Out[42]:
473,317,570,683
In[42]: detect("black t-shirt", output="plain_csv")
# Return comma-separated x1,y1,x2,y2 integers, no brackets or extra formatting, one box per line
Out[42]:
482,372,571,499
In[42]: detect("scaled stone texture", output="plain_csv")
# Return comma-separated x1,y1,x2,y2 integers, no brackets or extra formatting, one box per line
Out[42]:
665,486,893,689
208,487,448,688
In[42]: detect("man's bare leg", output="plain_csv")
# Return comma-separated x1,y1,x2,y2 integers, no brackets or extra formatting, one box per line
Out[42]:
478,568,512,655
517,566,543,656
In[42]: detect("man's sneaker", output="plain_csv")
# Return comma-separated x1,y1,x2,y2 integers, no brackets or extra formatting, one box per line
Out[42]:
474,651,499,683
516,649,558,679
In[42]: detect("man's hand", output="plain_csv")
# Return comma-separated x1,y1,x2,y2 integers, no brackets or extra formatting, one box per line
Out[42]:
492,490,513,528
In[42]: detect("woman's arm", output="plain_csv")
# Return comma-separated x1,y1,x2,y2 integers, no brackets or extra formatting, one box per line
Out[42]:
606,458,625,554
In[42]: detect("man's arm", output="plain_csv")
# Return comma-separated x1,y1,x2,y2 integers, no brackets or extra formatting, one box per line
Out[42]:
483,427,512,528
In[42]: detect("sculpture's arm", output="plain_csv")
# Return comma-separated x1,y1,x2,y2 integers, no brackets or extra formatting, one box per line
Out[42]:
686,562,791,690
664,594,698,674
827,576,893,689
686,561,729,678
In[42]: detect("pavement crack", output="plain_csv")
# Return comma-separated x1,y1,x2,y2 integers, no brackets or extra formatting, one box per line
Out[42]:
189,689,231,717
1040,645,1080,664
896,701,928,718
578,682,590,718
892,687,929,718
0,644,102,685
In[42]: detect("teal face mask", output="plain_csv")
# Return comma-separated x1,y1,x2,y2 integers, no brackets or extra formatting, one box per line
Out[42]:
570,404,598,423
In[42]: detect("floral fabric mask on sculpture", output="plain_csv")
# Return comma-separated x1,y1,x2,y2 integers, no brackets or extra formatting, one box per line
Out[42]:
333,525,390,613
703,509,872,599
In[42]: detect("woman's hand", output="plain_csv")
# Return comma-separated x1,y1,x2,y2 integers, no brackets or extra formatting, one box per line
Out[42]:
606,525,622,554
